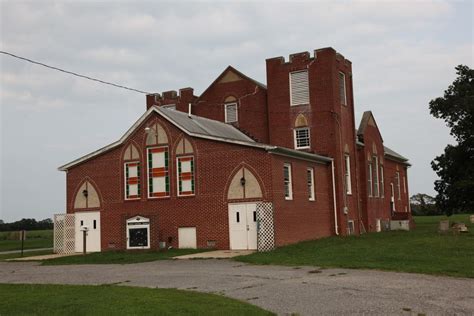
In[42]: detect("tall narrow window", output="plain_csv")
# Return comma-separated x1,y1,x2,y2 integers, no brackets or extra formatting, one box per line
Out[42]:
339,72,347,105
225,103,238,123
307,168,315,201
284,163,293,200
290,70,309,106
373,156,379,197
368,162,373,197
344,155,352,195
147,146,170,198
380,166,385,198
396,172,401,200
125,162,141,200
294,127,310,149
123,143,141,201
176,137,195,196
403,175,407,194
177,156,195,196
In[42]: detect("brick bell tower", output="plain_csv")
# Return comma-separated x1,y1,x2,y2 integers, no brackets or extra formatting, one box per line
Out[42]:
265,47,361,235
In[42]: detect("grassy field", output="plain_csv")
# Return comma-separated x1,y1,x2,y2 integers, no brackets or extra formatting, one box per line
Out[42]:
41,248,205,265
237,214,474,278
0,230,53,252
0,284,273,315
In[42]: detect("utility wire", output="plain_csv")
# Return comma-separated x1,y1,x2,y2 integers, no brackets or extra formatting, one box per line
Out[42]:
0,50,150,94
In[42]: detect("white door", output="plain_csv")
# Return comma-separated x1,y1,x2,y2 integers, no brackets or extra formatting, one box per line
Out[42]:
178,227,197,249
75,211,101,252
228,203,258,250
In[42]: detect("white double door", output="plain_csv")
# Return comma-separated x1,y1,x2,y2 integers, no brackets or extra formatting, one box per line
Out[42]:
228,203,257,250
75,211,101,252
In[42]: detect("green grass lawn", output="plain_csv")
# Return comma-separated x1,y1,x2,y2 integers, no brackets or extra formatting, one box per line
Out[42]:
41,248,206,265
0,284,273,316
236,214,474,278
0,230,53,252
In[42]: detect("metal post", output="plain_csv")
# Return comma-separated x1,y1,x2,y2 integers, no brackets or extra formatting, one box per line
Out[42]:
83,230,87,255
20,230,25,257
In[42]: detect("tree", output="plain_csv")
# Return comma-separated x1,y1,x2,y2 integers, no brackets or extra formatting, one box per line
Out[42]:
410,193,440,216
429,65,474,216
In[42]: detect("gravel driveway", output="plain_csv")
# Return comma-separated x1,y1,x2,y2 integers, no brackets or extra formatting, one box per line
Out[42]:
1,260,473,315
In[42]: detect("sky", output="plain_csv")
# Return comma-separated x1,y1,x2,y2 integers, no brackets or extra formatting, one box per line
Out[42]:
0,0,473,222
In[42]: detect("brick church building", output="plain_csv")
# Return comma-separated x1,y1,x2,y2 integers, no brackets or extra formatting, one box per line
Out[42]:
56,47,411,253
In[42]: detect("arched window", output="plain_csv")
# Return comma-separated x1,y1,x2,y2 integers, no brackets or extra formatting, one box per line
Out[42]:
123,144,141,200
74,180,100,209
145,122,170,198
227,166,263,200
176,138,195,196
294,114,310,149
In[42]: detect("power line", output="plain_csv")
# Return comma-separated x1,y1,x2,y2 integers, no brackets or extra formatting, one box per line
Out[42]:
0,50,150,94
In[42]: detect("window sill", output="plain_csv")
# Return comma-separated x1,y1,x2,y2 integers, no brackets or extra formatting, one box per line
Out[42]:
147,196,171,200
177,194,196,198
290,103,310,107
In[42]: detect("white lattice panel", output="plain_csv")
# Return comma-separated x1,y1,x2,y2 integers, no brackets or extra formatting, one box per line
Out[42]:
256,202,275,252
54,213,75,254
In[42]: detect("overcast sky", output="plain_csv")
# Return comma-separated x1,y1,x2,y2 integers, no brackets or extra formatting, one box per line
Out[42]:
0,1,472,222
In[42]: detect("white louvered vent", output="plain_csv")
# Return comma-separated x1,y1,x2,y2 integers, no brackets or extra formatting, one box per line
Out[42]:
290,70,309,106
225,103,238,123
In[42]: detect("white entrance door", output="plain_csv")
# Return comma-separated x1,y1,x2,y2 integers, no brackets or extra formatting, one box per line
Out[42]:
75,211,101,252
228,203,258,250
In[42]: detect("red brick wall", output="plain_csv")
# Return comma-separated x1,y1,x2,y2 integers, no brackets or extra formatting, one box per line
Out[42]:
266,48,360,236
66,112,275,251
193,76,269,143
270,156,333,246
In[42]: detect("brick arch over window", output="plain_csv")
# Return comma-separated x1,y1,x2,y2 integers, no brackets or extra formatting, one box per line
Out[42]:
145,122,169,146
224,95,237,103
73,179,101,209
226,165,263,200
294,113,308,128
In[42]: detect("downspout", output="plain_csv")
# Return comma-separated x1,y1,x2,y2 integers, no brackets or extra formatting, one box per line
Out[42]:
331,160,339,235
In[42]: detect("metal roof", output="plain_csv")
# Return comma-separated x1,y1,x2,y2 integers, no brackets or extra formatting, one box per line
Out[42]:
157,107,256,143
58,106,332,171
384,145,410,165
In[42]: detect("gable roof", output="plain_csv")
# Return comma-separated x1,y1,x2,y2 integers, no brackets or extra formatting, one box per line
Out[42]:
198,65,266,100
58,106,331,171
357,111,384,142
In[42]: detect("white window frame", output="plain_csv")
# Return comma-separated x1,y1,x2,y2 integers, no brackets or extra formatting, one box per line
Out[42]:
126,216,150,250
284,163,293,200
289,70,309,106
403,175,407,194
294,127,310,149
339,72,347,105
368,161,373,197
307,167,315,201
380,166,385,198
390,183,395,211
224,102,238,123
344,155,352,195
396,172,401,200
176,155,195,197
124,161,140,200
147,146,170,199
373,156,379,197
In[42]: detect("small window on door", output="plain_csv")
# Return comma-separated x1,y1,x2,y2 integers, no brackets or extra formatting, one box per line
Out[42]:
80,220,84,226
93,220,96,229
253,211,257,222
236,212,240,223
